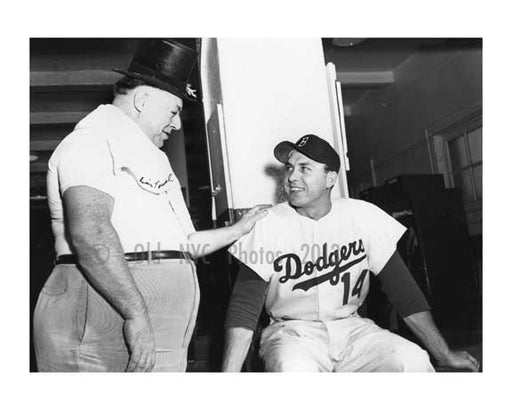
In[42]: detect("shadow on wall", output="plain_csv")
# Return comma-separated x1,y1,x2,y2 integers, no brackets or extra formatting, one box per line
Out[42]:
265,165,287,204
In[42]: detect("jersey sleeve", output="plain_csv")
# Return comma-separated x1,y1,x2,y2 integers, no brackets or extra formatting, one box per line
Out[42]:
378,250,431,317
224,262,268,331
356,200,407,275
228,215,274,282
52,131,118,198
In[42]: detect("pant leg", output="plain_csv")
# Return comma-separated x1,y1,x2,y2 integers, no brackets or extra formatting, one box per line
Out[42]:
33,265,88,372
331,317,434,372
33,259,200,372
33,263,130,372
259,320,333,372
142,260,200,372
78,259,200,372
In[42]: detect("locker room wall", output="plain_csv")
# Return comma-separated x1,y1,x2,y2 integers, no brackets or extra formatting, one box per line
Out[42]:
346,46,482,194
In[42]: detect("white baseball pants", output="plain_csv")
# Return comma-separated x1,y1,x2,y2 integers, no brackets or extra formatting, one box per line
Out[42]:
259,315,434,372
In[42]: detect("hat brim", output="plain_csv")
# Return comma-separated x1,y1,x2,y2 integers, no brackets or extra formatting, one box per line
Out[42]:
113,69,197,102
274,140,340,173
274,141,297,164
274,140,324,165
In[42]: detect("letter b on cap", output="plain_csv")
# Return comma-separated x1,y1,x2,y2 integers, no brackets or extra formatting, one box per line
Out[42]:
298,136,309,147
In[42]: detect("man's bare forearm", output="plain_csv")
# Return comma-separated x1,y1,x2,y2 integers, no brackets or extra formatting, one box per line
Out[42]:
404,310,480,371
64,186,149,321
187,205,269,258
403,311,450,363
72,221,149,320
64,184,156,372
187,225,242,258
222,327,254,372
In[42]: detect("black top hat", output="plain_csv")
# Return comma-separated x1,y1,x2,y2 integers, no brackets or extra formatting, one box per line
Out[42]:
274,134,341,172
114,39,198,101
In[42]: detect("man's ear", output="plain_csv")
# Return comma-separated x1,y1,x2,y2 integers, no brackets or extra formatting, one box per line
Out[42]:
326,171,338,189
133,88,149,113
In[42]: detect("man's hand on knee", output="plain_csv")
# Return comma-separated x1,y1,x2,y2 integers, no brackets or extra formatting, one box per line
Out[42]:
438,349,480,372
123,316,156,372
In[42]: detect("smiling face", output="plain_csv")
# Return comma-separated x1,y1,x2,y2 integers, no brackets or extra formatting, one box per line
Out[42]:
134,86,183,148
285,150,337,218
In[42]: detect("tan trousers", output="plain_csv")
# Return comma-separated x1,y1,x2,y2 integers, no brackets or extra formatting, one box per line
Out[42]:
33,259,199,372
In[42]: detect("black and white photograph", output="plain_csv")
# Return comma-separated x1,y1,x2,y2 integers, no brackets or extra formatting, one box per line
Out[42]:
4,1,508,408
29,37,482,374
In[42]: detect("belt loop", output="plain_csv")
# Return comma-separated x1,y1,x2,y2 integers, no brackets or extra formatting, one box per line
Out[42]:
148,250,152,264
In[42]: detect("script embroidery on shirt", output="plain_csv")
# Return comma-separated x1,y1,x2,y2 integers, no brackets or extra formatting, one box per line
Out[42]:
139,175,172,190
121,166,175,195
273,240,366,292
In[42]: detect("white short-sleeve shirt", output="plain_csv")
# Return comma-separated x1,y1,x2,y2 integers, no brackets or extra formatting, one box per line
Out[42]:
47,104,195,256
228,199,406,322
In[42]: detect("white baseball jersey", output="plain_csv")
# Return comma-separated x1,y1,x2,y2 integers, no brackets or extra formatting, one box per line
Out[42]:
228,199,406,322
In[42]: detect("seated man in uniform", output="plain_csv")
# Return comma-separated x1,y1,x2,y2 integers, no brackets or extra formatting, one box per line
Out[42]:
222,134,479,372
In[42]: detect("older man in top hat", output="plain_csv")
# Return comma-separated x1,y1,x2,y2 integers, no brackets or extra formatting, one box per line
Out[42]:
33,39,267,372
